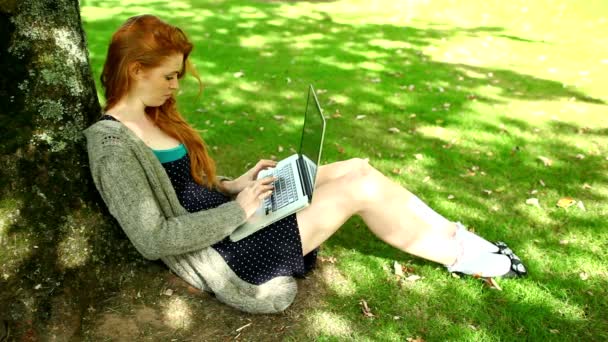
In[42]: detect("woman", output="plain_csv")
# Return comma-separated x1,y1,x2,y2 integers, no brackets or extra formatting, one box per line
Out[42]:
84,15,526,314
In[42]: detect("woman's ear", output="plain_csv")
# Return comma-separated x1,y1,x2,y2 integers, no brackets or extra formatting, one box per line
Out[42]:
128,62,143,80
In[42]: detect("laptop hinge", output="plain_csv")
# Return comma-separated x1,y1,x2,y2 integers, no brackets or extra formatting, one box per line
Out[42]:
297,155,312,200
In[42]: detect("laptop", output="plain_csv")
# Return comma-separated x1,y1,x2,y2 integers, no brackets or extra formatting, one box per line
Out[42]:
229,84,327,242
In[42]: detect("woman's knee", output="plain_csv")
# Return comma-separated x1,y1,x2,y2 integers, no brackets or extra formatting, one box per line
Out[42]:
343,158,382,205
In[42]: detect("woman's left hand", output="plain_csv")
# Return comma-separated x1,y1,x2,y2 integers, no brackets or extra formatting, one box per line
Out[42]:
225,159,278,195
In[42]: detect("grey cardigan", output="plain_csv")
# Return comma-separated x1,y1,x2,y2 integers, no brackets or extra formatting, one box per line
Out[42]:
83,119,297,313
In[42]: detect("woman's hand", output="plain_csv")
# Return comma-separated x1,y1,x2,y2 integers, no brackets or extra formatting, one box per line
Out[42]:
235,176,276,219
228,159,278,195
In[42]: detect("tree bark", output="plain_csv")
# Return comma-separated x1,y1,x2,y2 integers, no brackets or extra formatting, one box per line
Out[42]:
0,0,140,339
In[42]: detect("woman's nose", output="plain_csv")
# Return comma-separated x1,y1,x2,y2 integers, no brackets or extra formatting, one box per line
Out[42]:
170,78,179,90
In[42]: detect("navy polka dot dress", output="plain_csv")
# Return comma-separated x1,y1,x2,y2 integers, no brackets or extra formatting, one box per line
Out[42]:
100,115,317,285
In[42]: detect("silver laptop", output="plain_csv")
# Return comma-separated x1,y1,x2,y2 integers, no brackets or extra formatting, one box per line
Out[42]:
230,84,327,242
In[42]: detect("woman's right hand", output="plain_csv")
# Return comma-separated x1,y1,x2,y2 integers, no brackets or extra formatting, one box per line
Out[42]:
235,176,276,219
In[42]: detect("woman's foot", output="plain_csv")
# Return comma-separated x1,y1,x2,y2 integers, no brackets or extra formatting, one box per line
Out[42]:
446,223,527,278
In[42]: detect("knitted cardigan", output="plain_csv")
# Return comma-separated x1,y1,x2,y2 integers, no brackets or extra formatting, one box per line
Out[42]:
83,119,297,313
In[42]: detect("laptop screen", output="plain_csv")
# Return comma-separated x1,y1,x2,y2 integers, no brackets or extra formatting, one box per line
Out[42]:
297,85,326,188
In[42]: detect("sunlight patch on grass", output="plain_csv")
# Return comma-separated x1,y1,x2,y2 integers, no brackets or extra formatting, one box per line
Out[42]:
162,297,193,330
80,6,123,21
239,34,271,49
318,56,355,71
369,38,411,50
307,311,353,338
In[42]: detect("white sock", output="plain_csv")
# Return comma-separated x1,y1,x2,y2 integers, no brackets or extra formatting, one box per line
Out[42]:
453,222,499,254
446,222,510,277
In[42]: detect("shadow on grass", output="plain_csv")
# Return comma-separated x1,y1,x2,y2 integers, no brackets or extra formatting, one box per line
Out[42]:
2,0,607,340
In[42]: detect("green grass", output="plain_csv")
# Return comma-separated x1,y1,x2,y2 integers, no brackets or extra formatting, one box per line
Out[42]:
80,0,607,340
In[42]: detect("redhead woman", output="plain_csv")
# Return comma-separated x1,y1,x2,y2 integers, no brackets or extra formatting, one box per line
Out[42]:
83,15,526,313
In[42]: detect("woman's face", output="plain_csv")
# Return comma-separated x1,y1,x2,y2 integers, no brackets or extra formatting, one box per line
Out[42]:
132,53,183,107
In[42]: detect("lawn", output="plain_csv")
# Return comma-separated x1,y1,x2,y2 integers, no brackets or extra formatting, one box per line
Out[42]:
79,0,607,340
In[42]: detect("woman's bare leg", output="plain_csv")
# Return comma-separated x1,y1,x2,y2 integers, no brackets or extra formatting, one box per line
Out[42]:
296,158,459,265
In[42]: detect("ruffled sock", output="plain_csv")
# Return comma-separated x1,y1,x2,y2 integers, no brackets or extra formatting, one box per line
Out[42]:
446,222,511,277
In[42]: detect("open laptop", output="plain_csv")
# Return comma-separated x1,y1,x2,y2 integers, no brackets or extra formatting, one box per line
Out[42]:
230,84,327,242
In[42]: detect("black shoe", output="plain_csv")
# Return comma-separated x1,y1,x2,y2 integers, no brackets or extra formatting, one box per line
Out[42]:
493,241,528,278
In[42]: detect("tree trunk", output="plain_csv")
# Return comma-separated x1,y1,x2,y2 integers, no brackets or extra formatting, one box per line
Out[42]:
0,1,140,339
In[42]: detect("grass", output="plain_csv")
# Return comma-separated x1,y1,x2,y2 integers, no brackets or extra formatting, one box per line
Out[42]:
77,0,607,340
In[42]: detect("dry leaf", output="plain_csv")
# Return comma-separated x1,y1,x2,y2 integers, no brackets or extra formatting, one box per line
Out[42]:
422,176,430,183
406,337,426,342
575,154,585,160
164,289,174,296
526,198,541,208
409,113,417,118
577,201,586,211
537,156,553,166
388,127,400,133
332,110,342,119
356,115,366,120
483,277,502,291
539,179,546,187
273,115,285,120
549,329,560,334
414,153,424,160
233,71,244,78
530,189,538,195
482,189,493,195
359,299,375,317
391,168,402,175
559,239,569,245
447,194,455,200
319,256,337,264
580,272,589,280
582,183,592,189
405,275,422,282
557,197,576,208
278,145,284,153
394,261,404,277
495,186,505,193
451,273,461,279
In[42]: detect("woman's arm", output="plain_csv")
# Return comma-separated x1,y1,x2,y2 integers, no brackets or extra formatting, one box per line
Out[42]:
95,153,247,260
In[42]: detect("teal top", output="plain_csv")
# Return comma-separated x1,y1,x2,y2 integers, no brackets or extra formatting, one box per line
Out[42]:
151,144,187,163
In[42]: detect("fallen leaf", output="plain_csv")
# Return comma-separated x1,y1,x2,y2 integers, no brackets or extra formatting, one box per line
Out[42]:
526,198,541,208
577,201,586,211
164,289,174,296
539,179,546,187
360,299,375,317
388,127,400,133
409,113,417,118
414,153,424,160
537,156,553,166
483,277,502,291
406,337,426,342
233,71,244,78
482,189,493,195
356,115,366,120
447,194,455,200
575,154,585,160
320,256,337,264
549,329,559,334
273,115,285,120
391,168,402,175
332,110,342,119
369,77,381,83
582,183,592,189
422,176,430,183
393,316,401,320
495,186,506,193
580,272,589,280
557,197,576,208
405,275,422,282
278,146,284,153
451,273,461,279
394,261,404,277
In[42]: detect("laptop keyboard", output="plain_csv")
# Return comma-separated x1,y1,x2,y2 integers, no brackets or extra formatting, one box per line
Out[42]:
264,163,298,214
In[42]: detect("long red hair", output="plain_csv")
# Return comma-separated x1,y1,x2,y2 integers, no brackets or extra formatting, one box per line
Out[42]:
100,14,220,189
